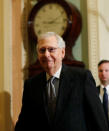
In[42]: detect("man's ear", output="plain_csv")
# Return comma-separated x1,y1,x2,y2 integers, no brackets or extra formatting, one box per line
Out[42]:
62,48,65,59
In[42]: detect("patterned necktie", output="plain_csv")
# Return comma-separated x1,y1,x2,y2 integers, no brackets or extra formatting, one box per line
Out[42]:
47,76,56,120
103,88,108,120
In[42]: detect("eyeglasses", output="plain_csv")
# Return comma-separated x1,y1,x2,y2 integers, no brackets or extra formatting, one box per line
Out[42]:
38,47,59,54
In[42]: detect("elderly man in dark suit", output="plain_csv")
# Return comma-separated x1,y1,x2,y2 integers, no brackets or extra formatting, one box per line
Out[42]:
15,32,109,131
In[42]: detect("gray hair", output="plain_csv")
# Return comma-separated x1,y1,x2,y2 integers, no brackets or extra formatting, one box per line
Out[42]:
37,32,66,49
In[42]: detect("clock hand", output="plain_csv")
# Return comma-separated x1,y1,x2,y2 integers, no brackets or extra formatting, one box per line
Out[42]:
49,15,61,23
43,14,65,24
43,18,67,24
43,22,63,26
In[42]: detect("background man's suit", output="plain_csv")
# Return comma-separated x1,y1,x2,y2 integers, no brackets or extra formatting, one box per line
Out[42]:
97,85,109,126
15,64,109,131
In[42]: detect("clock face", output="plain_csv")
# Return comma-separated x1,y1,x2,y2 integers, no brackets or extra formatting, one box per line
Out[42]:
33,3,68,38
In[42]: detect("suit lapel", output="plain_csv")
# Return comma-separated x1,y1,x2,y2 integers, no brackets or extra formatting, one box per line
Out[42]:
54,65,75,123
97,85,101,95
40,73,50,121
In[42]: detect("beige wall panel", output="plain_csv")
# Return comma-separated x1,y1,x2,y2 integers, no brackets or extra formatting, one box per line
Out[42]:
12,0,23,125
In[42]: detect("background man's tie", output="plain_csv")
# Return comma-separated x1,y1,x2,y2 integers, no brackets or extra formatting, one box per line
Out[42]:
103,88,108,120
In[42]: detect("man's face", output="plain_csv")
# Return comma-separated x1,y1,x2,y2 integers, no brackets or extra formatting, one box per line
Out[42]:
98,63,109,85
37,36,65,75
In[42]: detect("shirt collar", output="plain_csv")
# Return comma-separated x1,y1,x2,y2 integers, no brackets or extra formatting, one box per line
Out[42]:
101,84,109,94
101,84,109,89
46,66,62,81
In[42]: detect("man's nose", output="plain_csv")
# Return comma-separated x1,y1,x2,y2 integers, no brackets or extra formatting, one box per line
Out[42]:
102,71,106,75
44,50,50,57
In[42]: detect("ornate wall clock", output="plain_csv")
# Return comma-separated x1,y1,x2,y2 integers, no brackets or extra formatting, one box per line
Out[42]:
27,0,85,77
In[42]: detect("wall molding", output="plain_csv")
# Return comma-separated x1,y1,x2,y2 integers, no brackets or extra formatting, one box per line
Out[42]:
87,0,99,85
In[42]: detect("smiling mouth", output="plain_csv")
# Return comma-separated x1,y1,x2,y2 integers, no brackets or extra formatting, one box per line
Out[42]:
43,59,52,62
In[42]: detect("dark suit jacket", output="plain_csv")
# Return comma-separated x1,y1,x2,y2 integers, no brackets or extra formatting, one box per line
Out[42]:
97,85,109,126
97,85,100,93
15,64,109,131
